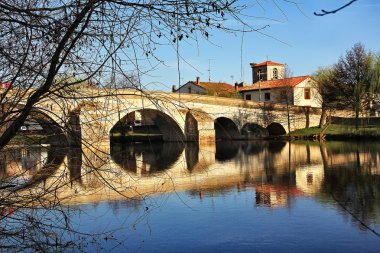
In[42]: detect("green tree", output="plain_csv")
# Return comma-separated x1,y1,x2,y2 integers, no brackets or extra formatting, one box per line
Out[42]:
313,67,336,127
369,54,380,115
331,43,373,129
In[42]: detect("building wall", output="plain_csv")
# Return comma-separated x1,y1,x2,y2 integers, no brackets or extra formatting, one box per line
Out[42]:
241,89,273,102
175,82,204,94
241,88,291,104
293,79,321,108
241,78,322,108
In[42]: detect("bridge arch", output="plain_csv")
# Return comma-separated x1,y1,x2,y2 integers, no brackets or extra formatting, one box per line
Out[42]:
267,122,286,136
241,123,269,139
110,108,185,142
1,103,66,144
214,117,240,140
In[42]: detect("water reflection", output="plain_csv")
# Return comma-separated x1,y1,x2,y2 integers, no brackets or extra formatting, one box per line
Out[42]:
110,142,184,175
0,146,48,178
3,140,380,245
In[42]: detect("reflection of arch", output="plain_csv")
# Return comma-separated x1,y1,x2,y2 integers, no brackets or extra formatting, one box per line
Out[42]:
215,141,239,161
267,122,286,136
241,123,268,139
110,142,184,175
13,145,67,190
215,117,240,140
268,141,286,154
110,109,185,142
241,141,266,155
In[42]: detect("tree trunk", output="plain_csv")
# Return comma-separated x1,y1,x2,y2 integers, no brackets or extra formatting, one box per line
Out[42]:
319,106,327,128
287,103,291,137
355,105,360,130
305,106,310,128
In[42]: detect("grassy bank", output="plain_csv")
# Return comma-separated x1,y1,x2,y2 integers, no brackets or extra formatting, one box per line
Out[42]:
9,134,50,145
289,124,380,140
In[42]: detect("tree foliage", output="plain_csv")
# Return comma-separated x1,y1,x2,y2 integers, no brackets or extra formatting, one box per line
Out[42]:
330,43,373,127
0,0,250,149
313,66,335,127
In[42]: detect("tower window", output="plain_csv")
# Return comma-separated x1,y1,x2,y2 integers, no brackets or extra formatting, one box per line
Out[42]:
273,68,278,79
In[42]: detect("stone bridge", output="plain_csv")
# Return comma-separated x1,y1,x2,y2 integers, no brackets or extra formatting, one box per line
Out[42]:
2,89,323,150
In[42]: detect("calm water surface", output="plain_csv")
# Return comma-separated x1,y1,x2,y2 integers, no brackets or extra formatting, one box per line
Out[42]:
2,140,380,252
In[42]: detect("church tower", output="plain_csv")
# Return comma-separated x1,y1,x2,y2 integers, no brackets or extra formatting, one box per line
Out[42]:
250,61,285,83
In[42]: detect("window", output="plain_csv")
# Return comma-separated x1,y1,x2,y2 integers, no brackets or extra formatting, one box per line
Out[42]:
304,88,311,100
264,92,270,101
273,68,278,79
188,87,192,94
245,94,252,100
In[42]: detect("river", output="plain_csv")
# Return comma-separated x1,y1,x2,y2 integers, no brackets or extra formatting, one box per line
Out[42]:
1,140,380,252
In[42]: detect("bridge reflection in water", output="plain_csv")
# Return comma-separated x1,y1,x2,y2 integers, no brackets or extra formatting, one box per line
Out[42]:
2,140,380,214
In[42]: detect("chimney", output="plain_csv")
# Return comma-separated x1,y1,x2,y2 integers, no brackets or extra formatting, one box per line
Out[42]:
172,85,176,92
196,76,200,84
234,82,239,92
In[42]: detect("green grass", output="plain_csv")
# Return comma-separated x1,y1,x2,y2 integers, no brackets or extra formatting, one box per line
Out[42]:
290,124,380,139
9,134,50,144
110,132,162,137
290,126,322,136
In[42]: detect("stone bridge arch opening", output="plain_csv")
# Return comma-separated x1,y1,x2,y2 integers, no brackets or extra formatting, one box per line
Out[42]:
214,117,240,140
0,104,66,145
110,109,185,142
241,123,269,139
267,122,286,136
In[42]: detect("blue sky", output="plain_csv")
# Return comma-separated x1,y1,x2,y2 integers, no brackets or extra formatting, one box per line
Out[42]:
140,0,380,91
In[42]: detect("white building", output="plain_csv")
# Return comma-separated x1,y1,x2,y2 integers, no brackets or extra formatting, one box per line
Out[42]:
238,61,321,108
173,77,235,96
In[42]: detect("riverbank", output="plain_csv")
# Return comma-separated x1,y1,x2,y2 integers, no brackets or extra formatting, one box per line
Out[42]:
9,134,50,145
289,124,380,140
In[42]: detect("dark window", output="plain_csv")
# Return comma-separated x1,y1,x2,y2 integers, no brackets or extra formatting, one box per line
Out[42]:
245,94,252,100
264,92,270,101
188,87,192,93
304,88,311,100
273,68,278,79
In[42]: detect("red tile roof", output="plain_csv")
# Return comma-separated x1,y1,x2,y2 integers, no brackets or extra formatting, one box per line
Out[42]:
251,61,284,67
196,81,235,93
239,76,313,92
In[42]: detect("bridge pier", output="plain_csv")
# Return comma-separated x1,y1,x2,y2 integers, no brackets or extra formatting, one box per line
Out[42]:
185,109,215,144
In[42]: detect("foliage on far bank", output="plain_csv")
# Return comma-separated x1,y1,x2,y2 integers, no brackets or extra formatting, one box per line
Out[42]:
289,124,380,140
314,43,380,128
